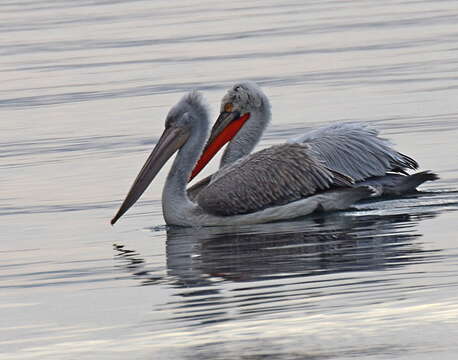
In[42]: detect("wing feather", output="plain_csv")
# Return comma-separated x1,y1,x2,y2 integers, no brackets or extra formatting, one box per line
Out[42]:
196,143,353,216
187,175,211,201
288,122,418,181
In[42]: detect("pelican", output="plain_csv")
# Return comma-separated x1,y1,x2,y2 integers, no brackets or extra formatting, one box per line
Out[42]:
188,82,438,199
111,91,385,226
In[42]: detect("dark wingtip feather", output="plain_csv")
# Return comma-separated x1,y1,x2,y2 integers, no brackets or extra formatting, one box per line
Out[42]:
400,152,419,170
390,152,419,174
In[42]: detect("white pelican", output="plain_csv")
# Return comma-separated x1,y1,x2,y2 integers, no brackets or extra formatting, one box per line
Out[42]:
188,82,438,199
111,91,384,226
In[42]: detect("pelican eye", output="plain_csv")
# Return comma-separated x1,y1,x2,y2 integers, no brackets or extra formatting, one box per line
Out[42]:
224,103,233,113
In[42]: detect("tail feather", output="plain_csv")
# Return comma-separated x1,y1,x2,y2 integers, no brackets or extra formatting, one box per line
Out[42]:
356,171,439,196
396,170,439,194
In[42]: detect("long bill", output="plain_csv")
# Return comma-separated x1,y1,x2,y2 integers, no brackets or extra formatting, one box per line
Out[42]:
189,111,250,181
111,126,189,225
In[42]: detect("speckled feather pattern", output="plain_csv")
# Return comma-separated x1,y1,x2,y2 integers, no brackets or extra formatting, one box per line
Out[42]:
197,143,353,216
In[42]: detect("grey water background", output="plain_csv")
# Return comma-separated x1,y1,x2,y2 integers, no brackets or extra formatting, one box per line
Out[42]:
2,0,458,359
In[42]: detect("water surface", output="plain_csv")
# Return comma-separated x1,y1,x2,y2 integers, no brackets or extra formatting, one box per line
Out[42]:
2,0,458,359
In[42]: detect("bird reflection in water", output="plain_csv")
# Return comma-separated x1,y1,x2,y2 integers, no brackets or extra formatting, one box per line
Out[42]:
114,211,443,325
114,212,440,288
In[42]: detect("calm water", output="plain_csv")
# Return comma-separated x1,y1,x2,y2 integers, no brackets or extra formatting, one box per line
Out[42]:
2,0,458,359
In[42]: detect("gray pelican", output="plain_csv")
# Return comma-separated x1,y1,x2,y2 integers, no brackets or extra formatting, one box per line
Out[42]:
111,91,379,226
188,82,438,199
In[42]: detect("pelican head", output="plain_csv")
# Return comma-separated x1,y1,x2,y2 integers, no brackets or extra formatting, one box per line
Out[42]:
111,91,209,225
219,81,267,115
190,81,271,180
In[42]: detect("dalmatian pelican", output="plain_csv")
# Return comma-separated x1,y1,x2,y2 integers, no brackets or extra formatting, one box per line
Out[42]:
111,89,437,226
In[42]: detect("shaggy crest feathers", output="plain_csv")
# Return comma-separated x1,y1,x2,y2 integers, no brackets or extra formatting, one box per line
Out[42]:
181,90,209,119
221,81,270,113
218,81,272,167
166,90,209,128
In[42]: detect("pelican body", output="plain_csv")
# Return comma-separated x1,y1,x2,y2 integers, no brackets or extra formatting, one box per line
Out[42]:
111,86,437,227
188,82,437,201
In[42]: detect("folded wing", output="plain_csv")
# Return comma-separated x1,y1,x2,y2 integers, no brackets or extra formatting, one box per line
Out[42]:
196,143,353,216
288,122,418,181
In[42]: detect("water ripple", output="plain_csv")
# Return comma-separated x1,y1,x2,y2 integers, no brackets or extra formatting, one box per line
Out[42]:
114,210,448,328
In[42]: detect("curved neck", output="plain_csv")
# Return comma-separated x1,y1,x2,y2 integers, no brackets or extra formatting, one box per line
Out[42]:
220,102,271,168
162,120,209,223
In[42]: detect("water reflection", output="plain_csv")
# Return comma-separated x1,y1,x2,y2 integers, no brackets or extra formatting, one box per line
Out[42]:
114,211,443,327
116,210,439,285
165,212,439,283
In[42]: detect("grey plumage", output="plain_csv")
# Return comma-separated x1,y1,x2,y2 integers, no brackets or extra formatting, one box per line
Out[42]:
196,143,353,216
114,87,438,227
184,83,437,223
188,175,211,201
192,122,429,216
289,122,418,181
219,82,271,167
